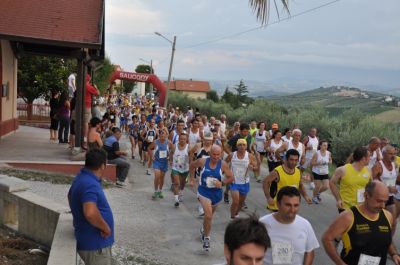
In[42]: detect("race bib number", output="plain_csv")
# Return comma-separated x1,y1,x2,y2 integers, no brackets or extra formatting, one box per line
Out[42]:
357,189,365,203
177,156,186,165
206,177,217,188
110,115,115,119
357,254,381,265
382,178,396,187
147,136,154,142
159,150,167,159
272,242,293,264
319,167,329,175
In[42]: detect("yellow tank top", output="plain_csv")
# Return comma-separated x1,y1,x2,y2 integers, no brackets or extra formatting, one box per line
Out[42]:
268,165,301,211
339,164,371,209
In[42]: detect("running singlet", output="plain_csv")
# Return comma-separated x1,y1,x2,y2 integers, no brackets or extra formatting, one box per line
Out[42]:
145,128,157,143
189,129,201,147
153,140,169,162
196,148,210,178
231,151,250,185
128,123,139,138
199,158,223,189
341,206,391,265
255,130,267,152
305,136,318,159
379,160,397,196
288,140,304,166
269,165,301,211
312,150,330,175
138,122,147,140
268,139,283,162
339,164,371,209
172,144,189,173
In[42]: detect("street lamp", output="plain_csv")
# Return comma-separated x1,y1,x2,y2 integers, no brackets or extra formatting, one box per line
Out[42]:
139,58,154,95
154,32,176,108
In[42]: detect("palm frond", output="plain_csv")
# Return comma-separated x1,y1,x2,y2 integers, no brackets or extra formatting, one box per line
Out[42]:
249,0,290,25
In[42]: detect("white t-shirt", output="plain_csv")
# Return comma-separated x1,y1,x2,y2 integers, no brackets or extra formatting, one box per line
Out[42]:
68,74,76,98
260,214,319,265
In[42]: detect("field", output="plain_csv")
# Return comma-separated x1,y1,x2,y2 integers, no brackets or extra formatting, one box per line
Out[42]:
374,109,400,123
268,86,399,118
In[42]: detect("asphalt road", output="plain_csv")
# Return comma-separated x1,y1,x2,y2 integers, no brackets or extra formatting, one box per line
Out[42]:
117,134,400,265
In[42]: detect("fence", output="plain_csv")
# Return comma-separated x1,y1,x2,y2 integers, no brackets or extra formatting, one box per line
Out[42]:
17,103,51,121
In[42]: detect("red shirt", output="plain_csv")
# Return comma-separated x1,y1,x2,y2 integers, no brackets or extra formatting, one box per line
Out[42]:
85,75,99,108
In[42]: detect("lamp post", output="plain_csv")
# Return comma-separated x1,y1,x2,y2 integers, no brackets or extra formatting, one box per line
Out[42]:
155,32,176,108
139,58,153,95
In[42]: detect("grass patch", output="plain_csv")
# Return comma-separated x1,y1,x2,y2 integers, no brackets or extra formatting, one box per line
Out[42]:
0,167,113,188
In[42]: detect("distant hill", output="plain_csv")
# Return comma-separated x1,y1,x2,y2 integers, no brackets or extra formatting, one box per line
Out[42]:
267,86,400,117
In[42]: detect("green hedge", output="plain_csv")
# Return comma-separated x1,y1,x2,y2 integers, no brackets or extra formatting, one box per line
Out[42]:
167,92,400,165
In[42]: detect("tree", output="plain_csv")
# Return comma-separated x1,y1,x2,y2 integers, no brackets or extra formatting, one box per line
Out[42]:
93,56,114,94
221,86,239,108
135,64,154,94
206,90,219,102
18,56,76,118
249,0,289,25
233,79,249,100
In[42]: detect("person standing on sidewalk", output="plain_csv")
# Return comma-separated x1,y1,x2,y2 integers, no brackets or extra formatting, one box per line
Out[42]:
68,149,114,265
103,127,130,187
57,92,70,144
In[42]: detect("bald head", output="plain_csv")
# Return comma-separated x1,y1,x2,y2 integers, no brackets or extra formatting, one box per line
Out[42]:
211,144,222,153
365,180,388,197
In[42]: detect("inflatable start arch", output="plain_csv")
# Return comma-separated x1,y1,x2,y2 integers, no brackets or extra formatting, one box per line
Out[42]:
109,71,166,106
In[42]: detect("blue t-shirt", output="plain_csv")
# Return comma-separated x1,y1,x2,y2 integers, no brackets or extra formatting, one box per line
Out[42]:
146,114,162,123
68,168,114,251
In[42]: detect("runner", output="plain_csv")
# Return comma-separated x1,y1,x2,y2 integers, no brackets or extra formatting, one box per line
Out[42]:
194,132,214,216
151,130,171,199
249,121,258,144
276,129,305,169
253,121,268,182
263,149,312,212
322,181,400,265
189,145,234,251
219,114,227,136
310,140,332,204
223,215,270,265
303,127,319,190
224,123,253,204
372,145,399,234
260,186,319,265
268,123,279,138
137,114,147,162
170,132,190,207
141,119,158,175
367,137,382,169
225,139,257,219
281,128,292,143
128,115,139,159
329,146,372,213
227,121,240,140
188,118,202,149
266,130,283,173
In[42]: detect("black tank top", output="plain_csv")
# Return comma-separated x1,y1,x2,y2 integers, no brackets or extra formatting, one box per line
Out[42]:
341,206,392,265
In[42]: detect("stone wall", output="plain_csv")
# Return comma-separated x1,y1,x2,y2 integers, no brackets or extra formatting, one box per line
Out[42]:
0,175,77,265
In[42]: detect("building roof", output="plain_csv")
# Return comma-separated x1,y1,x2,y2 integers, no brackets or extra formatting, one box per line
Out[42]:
167,80,210,93
0,0,104,48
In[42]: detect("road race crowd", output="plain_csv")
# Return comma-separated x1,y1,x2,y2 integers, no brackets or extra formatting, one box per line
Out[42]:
66,82,400,265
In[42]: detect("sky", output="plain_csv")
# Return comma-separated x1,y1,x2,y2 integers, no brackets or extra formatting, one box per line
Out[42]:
105,0,400,90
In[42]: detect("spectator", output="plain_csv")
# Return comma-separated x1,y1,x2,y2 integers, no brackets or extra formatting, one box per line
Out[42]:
103,127,130,186
84,74,100,147
68,149,115,265
57,92,70,144
49,90,60,142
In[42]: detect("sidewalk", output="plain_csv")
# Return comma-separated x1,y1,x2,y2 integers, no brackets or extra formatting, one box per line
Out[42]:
0,126,71,162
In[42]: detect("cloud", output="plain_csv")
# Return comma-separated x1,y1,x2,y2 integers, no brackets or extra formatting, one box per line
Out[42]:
106,0,164,35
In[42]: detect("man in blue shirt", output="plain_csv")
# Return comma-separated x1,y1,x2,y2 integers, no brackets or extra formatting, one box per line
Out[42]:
68,149,114,265
146,108,162,123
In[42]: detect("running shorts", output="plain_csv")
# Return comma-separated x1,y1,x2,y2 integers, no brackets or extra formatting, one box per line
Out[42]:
153,160,168,173
230,182,250,196
197,186,222,206
312,172,329,180
171,170,189,178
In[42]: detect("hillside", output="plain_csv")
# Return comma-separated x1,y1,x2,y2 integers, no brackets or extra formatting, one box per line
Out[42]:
268,86,400,117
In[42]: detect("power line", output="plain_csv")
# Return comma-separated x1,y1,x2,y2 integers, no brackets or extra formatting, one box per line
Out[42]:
183,0,340,49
